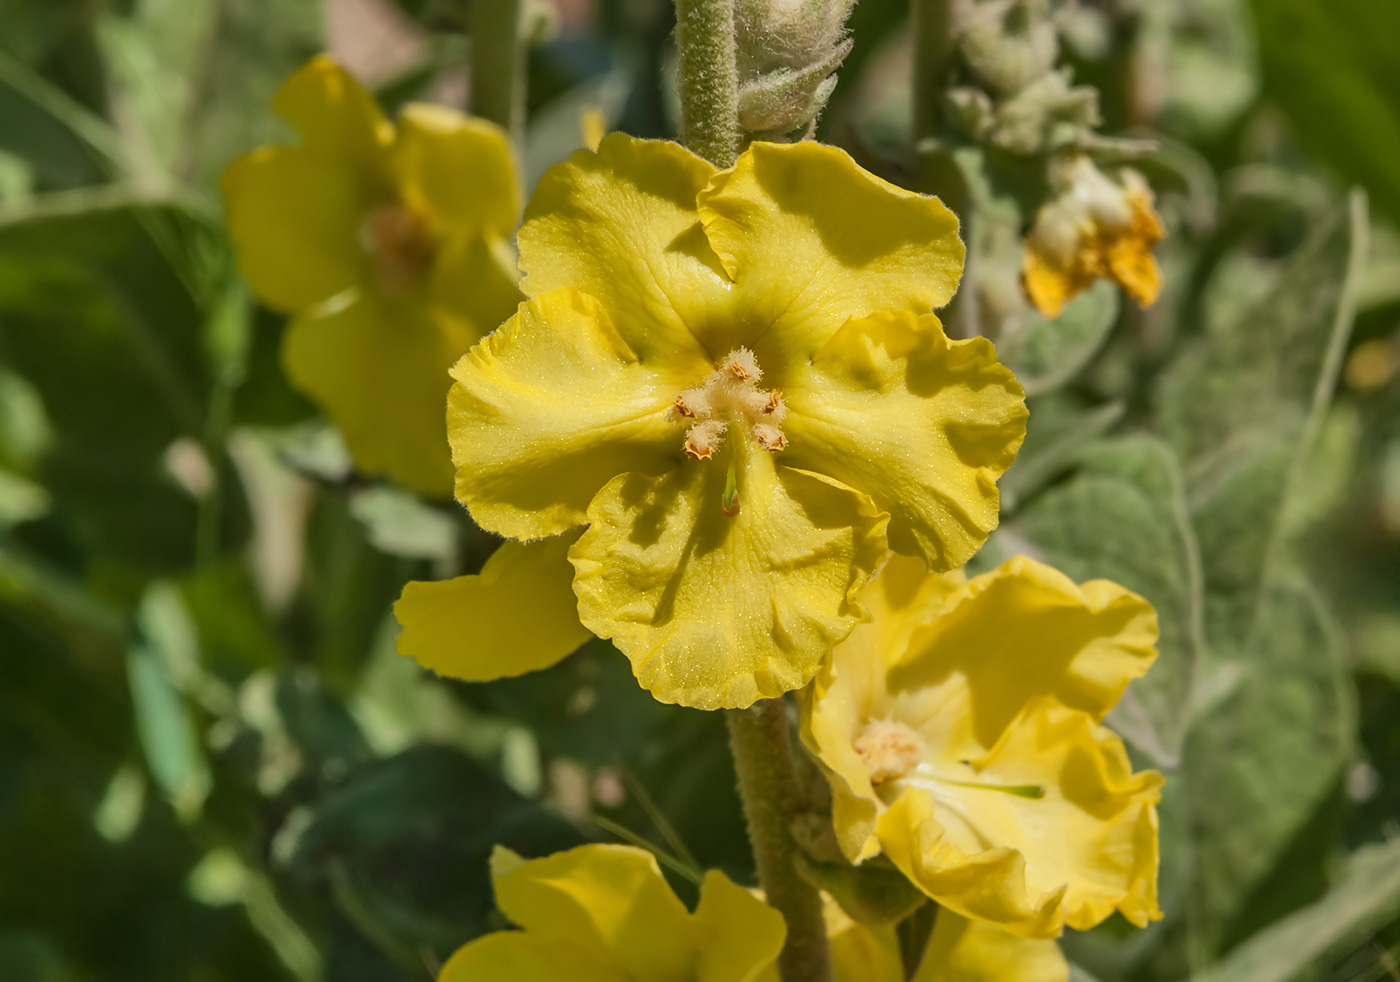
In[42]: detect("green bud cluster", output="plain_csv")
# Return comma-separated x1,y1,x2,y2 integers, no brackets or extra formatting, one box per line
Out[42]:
733,0,857,138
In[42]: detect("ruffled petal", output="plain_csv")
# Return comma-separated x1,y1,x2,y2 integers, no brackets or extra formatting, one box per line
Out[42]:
223,147,371,312
447,289,683,539
570,438,888,710
489,845,696,980
782,311,1027,571
394,103,519,237
394,534,591,681
889,556,1159,759
517,133,724,367
696,141,964,358
693,870,788,982
877,700,1162,938
270,56,394,184
282,292,474,495
913,911,1068,982
438,932,626,982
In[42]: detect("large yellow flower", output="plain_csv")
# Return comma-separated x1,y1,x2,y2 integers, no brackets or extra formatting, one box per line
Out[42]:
1022,155,1166,319
439,844,785,982
440,843,1065,982
801,554,1163,938
438,134,1028,709
224,56,522,495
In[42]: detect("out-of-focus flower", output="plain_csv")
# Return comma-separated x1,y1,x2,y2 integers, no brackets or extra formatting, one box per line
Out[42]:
437,133,1026,709
1022,155,1165,318
802,554,1163,938
224,56,522,495
438,844,785,982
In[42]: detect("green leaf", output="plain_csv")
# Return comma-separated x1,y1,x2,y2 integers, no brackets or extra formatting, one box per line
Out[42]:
127,643,209,818
1161,192,1367,654
1249,0,1400,225
1202,837,1400,982
1186,576,1355,956
1009,435,1205,767
997,279,1121,397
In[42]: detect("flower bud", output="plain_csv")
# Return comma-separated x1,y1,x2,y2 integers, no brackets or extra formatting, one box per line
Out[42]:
734,0,857,135
960,0,1060,97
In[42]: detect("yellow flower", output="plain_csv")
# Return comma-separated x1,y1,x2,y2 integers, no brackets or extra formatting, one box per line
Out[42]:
441,134,1028,709
438,844,785,982
756,897,1067,982
223,56,522,495
1022,155,1165,319
801,554,1163,938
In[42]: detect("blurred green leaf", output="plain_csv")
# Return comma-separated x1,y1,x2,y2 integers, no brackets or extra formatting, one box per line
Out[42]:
1187,576,1355,957
998,395,1124,513
997,280,1121,397
1160,192,1366,653
1249,0,1400,224
284,745,583,956
1202,837,1400,982
1010,436,1205,767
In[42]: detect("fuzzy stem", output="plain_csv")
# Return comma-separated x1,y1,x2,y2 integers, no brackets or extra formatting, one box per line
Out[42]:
674,0,742,167
912,0,978,338
471,0,526,145
726,699,834,982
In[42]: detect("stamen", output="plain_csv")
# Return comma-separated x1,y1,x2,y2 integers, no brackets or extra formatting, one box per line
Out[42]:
669,348,788,459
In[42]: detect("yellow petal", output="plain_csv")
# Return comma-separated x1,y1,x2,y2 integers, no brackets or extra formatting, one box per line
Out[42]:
270,55,394,183
489,844,696,979
913,911,1068,982
693,870,788,982
571,438,888,710
516,133,723,367
394,103,519,238
394,534,591,682
282,293,473,495
429,231,524,343
825,900,905,982
223,147,370,312
438,932,627,982
890,555,1159,758
447,289,683,539
783,310,1027,571
1106,182,1166,310
697,141,964,357
877,700,1163,938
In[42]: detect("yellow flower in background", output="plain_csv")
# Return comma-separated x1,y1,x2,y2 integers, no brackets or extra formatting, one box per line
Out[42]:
802,554,1163,938
435,134,1027,709
439,844,785,982
223,56,522,496
788,900,1068,982
1022,155,1165,319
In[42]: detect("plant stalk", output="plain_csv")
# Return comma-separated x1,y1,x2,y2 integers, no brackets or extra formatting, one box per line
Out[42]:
471,0,527,146
673,0,742,167
912,0,978,338
726,699,834,982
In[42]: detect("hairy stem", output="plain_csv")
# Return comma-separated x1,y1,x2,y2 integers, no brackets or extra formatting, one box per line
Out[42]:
674,0,741,167
727,699,834,982
471,0,526,145
912,0,978,338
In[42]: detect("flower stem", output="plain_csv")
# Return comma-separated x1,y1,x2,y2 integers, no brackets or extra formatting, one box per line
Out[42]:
673,0,742,167
726,699,834,982
471,0,526,146
912,0,978,338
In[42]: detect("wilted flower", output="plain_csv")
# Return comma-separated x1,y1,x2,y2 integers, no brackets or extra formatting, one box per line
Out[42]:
802,554,1163,938
439,844,785,982
433,133,1027,709
224,56,522,495
1022,155,1165,319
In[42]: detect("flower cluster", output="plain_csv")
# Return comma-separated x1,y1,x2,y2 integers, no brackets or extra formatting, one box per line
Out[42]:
229,55,1163,982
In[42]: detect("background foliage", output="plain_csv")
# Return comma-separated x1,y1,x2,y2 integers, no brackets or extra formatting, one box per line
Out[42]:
0,1,1398,980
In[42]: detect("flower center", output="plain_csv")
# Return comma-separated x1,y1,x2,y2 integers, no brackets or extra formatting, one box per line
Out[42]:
670,348,788,461
854,719,926,785
361,202,434,293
